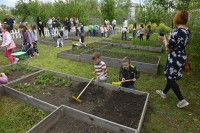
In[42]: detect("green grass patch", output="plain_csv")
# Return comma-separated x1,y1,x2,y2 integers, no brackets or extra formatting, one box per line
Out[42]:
0,96,48,132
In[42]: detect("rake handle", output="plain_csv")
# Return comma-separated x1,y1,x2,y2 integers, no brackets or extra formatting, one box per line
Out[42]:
121,79,135,83
77,77,94,99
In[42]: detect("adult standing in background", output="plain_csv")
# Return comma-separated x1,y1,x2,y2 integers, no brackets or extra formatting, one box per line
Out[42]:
63,17,70,39
36,17,45,38
3,14,14,31
139,24,144,41
156,10,190,109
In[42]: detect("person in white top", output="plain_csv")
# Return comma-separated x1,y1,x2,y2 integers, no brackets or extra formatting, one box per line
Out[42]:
47,16,53,38
112,19,116,34
122,19,128,40
123,19,128,29
139,24,144,41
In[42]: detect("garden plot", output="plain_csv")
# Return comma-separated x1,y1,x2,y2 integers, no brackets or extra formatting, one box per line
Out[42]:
57,42,109,60
101,39,163,52
82,49,160,74
0,86,48,133
29,105,114,133
0,63,42,84
7,69,149,132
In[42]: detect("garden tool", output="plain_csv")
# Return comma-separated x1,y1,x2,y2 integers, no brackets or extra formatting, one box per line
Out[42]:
71,77,94,103
112,79,136,86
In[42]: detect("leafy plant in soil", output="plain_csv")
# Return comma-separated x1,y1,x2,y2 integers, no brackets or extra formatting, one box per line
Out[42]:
14,72,74,92
2,64,36,75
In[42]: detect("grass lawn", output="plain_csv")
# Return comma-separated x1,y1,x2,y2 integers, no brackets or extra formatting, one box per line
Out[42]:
0,96,48,132
0,35,199,132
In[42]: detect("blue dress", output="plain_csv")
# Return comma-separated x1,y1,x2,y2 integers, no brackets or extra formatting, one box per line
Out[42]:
164,28,190,80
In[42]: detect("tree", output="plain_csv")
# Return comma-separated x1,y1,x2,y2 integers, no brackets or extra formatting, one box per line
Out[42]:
0,4,12,21
101,0,116,22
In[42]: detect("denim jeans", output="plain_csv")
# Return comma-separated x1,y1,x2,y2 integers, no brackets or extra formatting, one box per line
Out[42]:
26,43,32,56
48,27,53,38
96,75,107,82
93,30,96,36
123,84,134,89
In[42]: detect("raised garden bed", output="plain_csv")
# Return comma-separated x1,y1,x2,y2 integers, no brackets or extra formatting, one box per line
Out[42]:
57,42,109,61
28,105,114,133
7,69,149,132
0,63,42,84
101,39,163,53
58,43,160,74
0,86,49,132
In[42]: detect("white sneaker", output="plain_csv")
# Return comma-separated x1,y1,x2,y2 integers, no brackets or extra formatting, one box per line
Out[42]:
177,99,189,108
156,90,166,98
56,46,59,48
14,58,19,64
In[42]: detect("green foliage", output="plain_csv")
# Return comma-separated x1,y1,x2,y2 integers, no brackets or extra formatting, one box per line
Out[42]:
15,72,73,92
135,0,175,26
101,0,116,22
2,64,36,75
157,23,171,34
0,5,12,21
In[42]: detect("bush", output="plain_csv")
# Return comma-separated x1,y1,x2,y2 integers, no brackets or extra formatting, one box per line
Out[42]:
129,24,133,33
151,23,158,33
157,23,171,34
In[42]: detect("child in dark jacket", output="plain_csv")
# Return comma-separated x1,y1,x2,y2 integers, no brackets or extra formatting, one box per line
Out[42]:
119,57,140,89
56,27,64,48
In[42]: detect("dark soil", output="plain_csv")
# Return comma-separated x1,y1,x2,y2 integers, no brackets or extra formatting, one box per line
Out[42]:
92,90,147,128
46,116,113,133
10,72,147,129
0,64,38,83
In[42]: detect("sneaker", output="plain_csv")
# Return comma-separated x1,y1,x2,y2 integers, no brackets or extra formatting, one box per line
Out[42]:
177,99,189,108
156,90,166,98
14,58,19,64
56,46,59,48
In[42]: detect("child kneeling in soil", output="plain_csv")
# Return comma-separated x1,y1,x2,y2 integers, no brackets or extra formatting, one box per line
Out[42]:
72,33,86,48
0,73,8,84
119,57,140,89
92,52,107,82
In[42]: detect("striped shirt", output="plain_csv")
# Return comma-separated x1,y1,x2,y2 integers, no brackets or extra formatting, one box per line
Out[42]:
94,61,107,76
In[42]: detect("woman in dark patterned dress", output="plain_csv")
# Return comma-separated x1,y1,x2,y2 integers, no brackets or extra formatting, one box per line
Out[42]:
156,11,190,108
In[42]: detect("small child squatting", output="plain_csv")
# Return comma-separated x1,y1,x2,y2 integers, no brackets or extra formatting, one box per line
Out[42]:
92,52,107,82
119,57,140,89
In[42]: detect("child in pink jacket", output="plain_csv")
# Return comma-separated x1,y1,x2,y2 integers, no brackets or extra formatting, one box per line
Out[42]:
0,73,8,84
0,25,19,64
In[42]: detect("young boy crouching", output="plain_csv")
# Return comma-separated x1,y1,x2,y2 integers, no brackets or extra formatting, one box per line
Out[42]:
119,57,140,89
92,52,107,82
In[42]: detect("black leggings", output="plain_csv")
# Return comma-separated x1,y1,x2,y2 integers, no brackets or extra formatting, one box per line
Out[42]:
122,32,127,40
163,79,184,101
38,28,45,38
140,34,144,41
33,41,39,53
